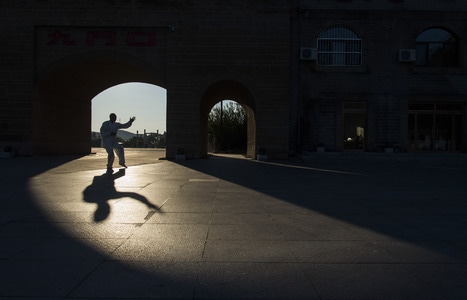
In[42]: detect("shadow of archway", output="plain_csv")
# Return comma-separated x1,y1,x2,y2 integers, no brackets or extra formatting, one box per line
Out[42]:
179,153,467,263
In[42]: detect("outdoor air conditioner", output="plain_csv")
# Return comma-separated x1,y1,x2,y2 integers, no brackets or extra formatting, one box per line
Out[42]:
300,47,317,61
399,49,416,62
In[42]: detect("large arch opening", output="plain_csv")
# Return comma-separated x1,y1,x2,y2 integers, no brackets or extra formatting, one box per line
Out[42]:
34,56,165,155
91,83,166,149
200,80,256,158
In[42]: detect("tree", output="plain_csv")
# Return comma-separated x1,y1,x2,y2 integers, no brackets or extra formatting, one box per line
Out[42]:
208,101,247,153
123,136,144,148
123,132,166,148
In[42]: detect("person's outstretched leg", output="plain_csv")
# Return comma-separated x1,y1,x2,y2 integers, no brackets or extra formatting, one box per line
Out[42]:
114,143,127,168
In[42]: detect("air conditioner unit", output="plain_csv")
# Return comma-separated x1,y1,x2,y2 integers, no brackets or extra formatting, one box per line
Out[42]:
399,49,416,62
300,47,317,61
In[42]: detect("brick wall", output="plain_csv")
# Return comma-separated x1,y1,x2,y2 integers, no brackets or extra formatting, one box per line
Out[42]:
296,7,467,152
1,1,467,157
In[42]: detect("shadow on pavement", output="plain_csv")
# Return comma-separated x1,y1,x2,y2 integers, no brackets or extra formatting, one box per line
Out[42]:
83,168,160,222
180,154,467,262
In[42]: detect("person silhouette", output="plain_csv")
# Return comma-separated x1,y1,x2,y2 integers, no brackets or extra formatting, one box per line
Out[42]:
100,113,135,173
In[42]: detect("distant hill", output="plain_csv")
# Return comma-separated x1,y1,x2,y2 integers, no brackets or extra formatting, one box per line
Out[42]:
117,130,136,141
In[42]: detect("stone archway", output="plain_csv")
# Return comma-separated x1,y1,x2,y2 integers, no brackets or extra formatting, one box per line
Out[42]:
34,56,165,155
200,80,256,158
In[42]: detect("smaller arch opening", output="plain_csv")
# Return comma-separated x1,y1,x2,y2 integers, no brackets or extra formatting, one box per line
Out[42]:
208,100,247,155
200,80,256,158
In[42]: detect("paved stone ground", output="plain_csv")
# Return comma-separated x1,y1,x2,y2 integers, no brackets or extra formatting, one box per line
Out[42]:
1,148,467,299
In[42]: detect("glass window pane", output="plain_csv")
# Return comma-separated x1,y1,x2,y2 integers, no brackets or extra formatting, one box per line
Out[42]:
333,53,345,65
436,103,463,111
435,114,452,151
417,114,433,151
444,44,458,67
409,103,435,111
453,115,462,151
344,102,366,110
416,28,453,43
416,44,427,66
429,43,446,67
408,114,416,151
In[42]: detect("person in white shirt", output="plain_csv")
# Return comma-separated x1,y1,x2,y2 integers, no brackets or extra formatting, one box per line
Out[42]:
100,113,135,173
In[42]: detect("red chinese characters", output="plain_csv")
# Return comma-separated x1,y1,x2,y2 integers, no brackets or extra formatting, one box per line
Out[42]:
46,30,156,47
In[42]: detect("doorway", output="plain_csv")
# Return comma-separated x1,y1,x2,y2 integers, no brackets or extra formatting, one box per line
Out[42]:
343,102,367,150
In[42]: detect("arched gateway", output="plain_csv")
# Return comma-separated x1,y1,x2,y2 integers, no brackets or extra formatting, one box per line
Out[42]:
28,3,291,160
35,55,164,155
200,80,256,158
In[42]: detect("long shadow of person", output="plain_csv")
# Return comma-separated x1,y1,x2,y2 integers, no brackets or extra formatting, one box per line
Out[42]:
82,169,160,222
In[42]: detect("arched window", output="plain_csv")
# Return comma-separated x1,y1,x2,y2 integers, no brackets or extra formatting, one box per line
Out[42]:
317,26,362,66
416,28,458,67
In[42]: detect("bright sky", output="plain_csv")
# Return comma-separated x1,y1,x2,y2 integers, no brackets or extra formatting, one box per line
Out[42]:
92,82,166,134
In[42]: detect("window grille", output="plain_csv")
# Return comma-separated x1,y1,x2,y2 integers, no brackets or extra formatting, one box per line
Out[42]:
317,27,362,66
